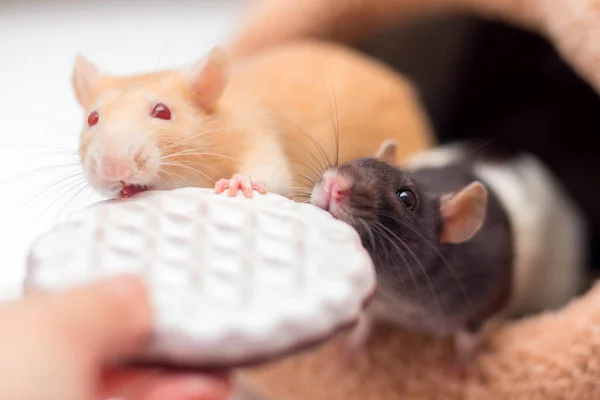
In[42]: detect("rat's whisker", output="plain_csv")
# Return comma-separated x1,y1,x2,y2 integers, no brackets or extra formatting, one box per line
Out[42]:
359,219,377,253
172,111,331,175
287,186,313,196
288,154,326,182
292,171,318,188
330,72,341,167
154,36,172,73
30,176,88,230
162,121,277,151
82,186,97,205
0,163,83,186
24,172,85,208
30,112,81,140
274,116,331,172
169,159,226,176
183,109,325,134
466,138,497,158
160,161,213,179
162,151,239,162
159,111,333,179
152,174,172,190
0,143,78,154
276,133,328,173
319,63,340,168
279,132,329,179
397,220,472,310
288,194,311,203
369,224,412,299
160,164,213,185
161,169,191,187
370,223,410,288
53,181,92,225
373,221,449,322
379,208,471,307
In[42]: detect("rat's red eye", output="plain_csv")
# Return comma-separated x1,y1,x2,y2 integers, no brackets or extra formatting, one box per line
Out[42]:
87,110,99,127
151,103,171,120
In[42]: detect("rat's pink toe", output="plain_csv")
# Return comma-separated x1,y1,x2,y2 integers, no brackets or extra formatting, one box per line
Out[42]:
226,177,240,197
214,179,230,194
252,181,267,194
219,174,259,197
236,174,254,198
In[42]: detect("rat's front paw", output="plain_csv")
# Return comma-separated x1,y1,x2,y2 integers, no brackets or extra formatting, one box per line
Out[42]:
447,329,483,381
340,312,372,365
214,173,267,198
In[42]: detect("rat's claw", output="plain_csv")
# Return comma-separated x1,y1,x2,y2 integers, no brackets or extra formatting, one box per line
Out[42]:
227,175,241,197
449,329,481,380
219,174,264,198
252,181,268,194
214,179,231,194
340,312,371,365
238,174,254,198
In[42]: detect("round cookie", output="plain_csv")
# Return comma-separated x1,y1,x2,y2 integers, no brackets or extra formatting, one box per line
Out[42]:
24,188,376,369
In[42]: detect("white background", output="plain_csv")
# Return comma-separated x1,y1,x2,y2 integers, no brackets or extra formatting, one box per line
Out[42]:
0,0,245,300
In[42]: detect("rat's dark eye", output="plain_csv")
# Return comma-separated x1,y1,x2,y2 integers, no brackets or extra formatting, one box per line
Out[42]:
151,103,172,120
396,190,416,211
87,110,99,127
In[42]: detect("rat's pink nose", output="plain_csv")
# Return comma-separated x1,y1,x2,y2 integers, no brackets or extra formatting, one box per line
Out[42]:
324,173,351,201
100,157,134,182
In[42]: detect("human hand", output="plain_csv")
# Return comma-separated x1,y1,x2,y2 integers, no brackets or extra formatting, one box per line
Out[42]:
0,276,231,400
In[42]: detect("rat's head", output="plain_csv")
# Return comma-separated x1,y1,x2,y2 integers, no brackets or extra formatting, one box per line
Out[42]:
72,47,230,198
311,140,488,272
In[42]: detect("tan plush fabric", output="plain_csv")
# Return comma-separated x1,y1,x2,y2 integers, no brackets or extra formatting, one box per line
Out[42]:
229,0,600,96
237,281,600,399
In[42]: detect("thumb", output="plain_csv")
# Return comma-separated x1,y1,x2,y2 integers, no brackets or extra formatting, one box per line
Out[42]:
41,275,153,364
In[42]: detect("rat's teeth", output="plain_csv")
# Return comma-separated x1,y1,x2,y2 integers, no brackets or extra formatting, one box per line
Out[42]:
24,187,376,369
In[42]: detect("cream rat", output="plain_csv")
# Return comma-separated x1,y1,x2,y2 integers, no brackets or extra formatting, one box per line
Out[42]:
72,41,433,199
305,140,587,369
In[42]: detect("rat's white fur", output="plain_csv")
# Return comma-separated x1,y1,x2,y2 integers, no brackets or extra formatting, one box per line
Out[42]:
404,145,587,317
83,119,162,198
238,131,293,197
475,155,586,315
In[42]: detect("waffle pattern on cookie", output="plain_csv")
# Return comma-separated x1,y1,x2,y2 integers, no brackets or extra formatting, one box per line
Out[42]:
25,188,375,368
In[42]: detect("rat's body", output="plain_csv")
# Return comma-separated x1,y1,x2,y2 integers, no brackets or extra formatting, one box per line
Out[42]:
310,141,587,366
72,41,433,199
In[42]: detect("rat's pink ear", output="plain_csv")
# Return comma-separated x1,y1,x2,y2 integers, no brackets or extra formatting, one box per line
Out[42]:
439,181,487,244
375,139,397,165
189,46,230,110
72,53,100,109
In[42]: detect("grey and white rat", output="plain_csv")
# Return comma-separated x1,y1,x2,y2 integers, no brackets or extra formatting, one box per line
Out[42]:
309,139,587,368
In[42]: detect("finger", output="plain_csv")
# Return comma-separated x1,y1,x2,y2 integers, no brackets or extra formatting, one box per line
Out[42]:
44,275,152,363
